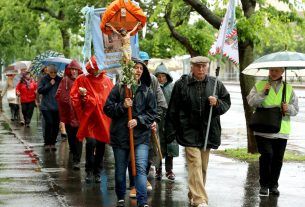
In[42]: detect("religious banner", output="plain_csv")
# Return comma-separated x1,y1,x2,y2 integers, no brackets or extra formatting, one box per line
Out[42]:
81,6,139,71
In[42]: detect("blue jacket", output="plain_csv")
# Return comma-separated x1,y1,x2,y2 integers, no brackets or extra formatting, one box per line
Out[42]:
38,75,62,111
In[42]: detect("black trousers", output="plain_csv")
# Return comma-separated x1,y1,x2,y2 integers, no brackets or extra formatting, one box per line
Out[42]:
41,110,60,145
85,138,105,175
159,155,173,172
21,101,35,125
256,135,287,188
65,124,83,163
9,103,19,120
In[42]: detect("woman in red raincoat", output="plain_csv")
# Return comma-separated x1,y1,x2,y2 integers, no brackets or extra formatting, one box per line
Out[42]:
55,60,83,170
70,56,113,182
16,71,37,127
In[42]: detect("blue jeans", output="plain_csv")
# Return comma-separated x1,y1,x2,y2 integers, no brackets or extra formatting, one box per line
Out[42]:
112,144,149,206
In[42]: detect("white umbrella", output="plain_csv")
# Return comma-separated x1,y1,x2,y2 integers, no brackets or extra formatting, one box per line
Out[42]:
242,51,305,77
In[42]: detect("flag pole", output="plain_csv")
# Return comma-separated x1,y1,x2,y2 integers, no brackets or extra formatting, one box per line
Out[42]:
204,0,236,151
203,56,221,151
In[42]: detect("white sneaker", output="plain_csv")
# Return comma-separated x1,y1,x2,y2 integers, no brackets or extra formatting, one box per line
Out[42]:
197,203,208,207
146,181,152,191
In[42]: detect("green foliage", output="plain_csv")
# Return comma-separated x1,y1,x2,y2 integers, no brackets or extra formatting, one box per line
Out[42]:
139,0,216,58
0,0,101,65
120,60,136,88
1,0,304,69
214,148,305,162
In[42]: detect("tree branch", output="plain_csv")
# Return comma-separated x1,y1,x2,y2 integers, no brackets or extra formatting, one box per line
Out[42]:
183,0,221,29
26,3,59,19
164,1,199,57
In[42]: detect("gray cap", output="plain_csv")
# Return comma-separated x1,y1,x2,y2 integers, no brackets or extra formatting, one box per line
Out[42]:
190,56,210,64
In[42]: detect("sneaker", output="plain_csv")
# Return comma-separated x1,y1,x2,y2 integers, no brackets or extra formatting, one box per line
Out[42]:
73,162,80,170
116,199,125,207
85,172,93,182
146,181,152,191
166,170,175,180
269,187,280,196
95,175,101,183
20,121,25,125
155,168,162,180
259,187,269,196
197,203,208,207
189,198,194,206
129,187,136,198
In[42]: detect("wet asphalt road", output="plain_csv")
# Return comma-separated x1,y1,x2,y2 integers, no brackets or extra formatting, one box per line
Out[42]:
1,84,305,207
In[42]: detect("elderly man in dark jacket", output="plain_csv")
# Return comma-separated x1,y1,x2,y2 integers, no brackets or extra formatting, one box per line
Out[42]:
38,64,62,151
166,56,231,207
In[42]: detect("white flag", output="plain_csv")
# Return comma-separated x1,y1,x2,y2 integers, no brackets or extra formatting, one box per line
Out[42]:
209,0,239,65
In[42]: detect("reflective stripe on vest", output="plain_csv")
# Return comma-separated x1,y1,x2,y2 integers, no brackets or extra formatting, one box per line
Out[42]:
255,80,293,134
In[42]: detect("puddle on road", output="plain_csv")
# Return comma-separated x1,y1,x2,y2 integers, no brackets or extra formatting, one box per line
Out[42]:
41,168,66,173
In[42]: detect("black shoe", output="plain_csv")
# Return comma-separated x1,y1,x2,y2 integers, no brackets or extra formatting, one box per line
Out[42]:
155,168,162,180
259,187,269,196
95,175,101,183
116,200,125,207
269,187,280,196
44,145,50,152
50,145,56,151
138,204,149,207
85,172,93,182
73,162,80,170
61,133,67,141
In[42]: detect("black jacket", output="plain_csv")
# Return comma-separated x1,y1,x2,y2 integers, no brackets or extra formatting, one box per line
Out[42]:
103,83,157,149
165,75,231,149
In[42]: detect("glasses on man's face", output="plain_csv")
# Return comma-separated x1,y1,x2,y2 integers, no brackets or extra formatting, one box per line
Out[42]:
49,71,57,74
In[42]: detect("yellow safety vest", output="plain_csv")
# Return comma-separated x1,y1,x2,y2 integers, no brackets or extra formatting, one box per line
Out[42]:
255,80,293,134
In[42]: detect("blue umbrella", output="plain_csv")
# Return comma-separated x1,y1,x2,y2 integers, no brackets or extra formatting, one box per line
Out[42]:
41,57,72,76
30,50,64,77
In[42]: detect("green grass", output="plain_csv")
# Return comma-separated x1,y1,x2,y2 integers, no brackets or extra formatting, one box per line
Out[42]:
0,177,12,183
0,122,11,131
213,148,305,162
0,178,13,196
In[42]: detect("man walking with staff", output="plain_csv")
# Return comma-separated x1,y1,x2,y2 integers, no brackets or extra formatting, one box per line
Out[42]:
166,56,231,207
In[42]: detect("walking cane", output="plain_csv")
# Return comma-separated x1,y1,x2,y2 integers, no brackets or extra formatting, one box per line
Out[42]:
125,85,136,176
152,131,163,160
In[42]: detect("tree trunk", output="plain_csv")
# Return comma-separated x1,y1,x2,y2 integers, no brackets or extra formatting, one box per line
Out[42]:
239,40,257,153
60,28,70,57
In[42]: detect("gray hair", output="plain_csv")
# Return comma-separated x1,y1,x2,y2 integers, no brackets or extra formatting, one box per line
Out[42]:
47,64,58,72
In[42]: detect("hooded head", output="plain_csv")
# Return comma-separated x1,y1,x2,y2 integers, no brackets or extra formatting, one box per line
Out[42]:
65,59,83,78
154,62,173,84
133,58,151,87
139,51,150,65
85,56,99,75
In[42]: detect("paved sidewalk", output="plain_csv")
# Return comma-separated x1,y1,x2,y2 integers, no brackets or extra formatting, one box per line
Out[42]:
1,102,305,207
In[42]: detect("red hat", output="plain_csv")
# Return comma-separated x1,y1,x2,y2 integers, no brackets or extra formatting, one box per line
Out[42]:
85,56,99,74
